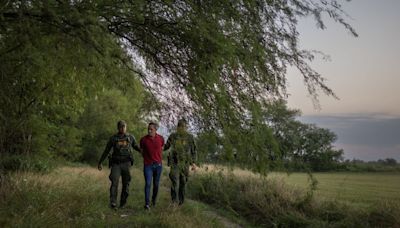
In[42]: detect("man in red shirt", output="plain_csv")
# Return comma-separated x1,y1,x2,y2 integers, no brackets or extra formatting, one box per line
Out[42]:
140,122,165,210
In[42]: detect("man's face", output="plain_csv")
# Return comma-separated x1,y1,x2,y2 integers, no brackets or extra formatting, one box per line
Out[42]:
118,125,127,134
148,125,157,137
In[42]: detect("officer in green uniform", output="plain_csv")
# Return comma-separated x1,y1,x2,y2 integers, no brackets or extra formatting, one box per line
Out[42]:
98,120,140,209
164,118,197,205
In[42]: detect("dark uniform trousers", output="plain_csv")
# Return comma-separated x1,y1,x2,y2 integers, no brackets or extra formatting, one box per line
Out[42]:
169,164,189,204
109,161,131,205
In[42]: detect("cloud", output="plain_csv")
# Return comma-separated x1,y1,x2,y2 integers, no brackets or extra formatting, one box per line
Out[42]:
299,113,400,161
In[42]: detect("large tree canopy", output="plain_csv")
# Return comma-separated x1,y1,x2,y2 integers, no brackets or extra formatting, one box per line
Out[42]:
1,0,356,171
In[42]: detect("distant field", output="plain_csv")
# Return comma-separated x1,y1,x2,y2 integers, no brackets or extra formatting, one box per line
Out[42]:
198,165,400,206
274,172,400,206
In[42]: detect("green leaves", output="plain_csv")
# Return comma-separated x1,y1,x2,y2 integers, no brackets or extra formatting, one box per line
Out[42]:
0,1,149,165
79,89,147,164
1,1,354,172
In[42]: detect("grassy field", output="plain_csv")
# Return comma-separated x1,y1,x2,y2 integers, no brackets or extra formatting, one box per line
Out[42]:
190,165,400,227
1,164,399,227
275,172,400,206
198,164,400,206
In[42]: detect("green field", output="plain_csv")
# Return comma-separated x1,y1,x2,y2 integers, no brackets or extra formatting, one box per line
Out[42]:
275,172,400,206
199,164,400,206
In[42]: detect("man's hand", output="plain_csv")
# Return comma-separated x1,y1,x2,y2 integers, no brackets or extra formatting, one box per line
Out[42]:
98,163,102,171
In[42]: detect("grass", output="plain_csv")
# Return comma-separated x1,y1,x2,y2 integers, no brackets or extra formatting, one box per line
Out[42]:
188,168,400,227
274,172,400,206
0,165,237,227
1,163,400,227
198,164,400,206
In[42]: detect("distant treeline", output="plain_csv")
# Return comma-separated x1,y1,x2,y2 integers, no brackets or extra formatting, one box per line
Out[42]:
337,158,400,172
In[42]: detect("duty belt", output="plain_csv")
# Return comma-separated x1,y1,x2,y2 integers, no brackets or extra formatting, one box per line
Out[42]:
111,156,131,164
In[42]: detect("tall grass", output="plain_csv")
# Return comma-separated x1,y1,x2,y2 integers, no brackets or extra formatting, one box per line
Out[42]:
188,170,400,227
2,164,399,227
0,165,226,227
0,167,108,227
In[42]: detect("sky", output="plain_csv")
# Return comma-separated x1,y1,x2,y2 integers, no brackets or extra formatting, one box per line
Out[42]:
286,0,400,161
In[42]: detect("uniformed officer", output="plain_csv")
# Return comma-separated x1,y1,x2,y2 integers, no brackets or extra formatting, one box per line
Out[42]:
164,118,197,205
98,120,140,209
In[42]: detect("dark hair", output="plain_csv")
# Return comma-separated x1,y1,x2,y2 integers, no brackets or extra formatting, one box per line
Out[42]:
117,120,127,128
148,122,158,129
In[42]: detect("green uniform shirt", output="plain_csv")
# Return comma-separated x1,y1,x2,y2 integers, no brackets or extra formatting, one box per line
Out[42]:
98,133,140,164
164,131,197,166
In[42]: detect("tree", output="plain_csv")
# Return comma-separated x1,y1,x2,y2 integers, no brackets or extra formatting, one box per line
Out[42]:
263,100,343,171
79,89,147,164
1,1,356,171
296,124,344,171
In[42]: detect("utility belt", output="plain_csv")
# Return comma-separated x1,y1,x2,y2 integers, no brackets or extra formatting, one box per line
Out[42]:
108,155,132,167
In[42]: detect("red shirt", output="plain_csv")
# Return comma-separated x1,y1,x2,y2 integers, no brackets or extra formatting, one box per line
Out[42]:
140,134,165,165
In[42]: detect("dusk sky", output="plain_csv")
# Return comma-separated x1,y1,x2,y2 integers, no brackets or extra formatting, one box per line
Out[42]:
286,0,400,161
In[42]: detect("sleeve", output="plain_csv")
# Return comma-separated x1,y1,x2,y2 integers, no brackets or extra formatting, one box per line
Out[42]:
190,135,197,164
98,137,113,164
139,137,145,155
140,137,144,150
161,135,165,147
130,135,141,152
163,134,173,151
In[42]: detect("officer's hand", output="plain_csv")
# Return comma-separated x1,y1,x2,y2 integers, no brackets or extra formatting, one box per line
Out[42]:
98,164,102,171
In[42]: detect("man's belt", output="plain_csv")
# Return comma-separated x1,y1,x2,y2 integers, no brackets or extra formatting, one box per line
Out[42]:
111,156,131,164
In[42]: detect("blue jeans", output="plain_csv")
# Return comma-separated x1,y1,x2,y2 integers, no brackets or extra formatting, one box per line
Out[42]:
143,163,162,206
